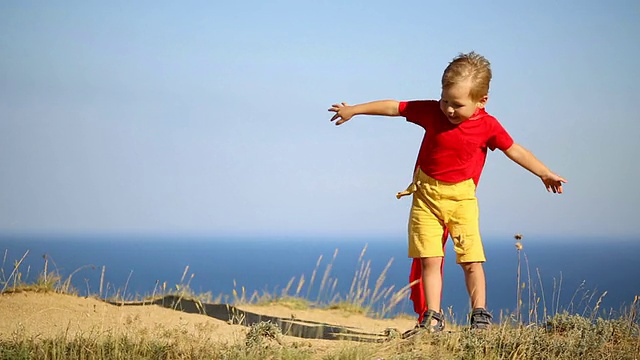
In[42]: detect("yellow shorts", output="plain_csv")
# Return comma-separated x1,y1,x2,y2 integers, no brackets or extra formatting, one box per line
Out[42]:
407,168,485,263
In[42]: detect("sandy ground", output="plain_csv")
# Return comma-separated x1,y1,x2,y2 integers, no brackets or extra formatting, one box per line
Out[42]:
0,292,418,356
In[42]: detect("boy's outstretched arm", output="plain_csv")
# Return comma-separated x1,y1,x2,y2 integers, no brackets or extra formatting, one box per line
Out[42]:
328,100,400,125
503,143,567,194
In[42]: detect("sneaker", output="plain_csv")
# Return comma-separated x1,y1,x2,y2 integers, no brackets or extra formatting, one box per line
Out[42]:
470,308,492,330
417,309,445,333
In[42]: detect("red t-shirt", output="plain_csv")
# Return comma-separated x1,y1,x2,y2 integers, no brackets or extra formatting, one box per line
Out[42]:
399,100,514,186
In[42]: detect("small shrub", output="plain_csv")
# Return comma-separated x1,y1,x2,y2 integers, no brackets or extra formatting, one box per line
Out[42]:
245,321,283,348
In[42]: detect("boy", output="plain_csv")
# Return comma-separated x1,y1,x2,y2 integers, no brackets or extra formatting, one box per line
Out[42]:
328,52,566,332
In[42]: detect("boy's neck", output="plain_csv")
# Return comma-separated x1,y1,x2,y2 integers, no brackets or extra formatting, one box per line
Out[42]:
467,107,487,121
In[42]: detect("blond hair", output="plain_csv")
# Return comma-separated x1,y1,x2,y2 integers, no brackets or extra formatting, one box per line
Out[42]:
441,52,492,101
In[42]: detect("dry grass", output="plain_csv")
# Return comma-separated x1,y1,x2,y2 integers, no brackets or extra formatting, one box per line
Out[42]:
2,312,639,360
220,244,410,318
1,239,640,360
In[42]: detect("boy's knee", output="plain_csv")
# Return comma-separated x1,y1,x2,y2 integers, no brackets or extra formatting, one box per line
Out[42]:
421,256,443,269
459,261,483,273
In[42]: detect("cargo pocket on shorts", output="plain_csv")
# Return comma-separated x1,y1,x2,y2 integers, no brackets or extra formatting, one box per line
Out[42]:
450,225,484,262
449,227,467,255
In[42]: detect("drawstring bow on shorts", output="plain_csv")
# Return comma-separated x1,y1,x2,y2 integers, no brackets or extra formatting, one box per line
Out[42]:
396,169,421,199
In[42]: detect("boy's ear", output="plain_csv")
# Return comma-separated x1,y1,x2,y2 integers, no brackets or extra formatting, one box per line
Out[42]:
477,95,489,108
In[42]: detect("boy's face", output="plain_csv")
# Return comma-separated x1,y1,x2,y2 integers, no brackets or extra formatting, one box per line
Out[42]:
439,80,488,125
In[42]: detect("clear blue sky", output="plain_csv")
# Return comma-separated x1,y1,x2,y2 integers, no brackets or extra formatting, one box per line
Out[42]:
1,1,638,239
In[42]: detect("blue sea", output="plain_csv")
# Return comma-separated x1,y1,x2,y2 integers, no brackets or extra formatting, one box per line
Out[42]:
1,234,639,322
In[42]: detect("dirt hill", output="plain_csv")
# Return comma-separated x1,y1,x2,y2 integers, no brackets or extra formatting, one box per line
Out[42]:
0,292,417,357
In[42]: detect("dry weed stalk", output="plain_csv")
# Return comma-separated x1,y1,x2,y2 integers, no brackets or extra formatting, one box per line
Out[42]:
515,233,523,324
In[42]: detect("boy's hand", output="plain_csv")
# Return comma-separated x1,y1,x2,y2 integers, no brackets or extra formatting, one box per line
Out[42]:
540,173,567,194
504,143,567,194
329,102,354,125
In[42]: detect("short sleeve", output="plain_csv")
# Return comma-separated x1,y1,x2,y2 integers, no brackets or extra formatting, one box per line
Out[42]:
399,100,441,129
487,118,514,151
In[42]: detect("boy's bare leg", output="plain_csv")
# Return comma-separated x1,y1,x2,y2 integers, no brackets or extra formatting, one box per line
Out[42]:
460,262,486,309
421,256,444,324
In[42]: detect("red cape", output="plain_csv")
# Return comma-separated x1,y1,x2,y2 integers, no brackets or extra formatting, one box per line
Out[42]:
409,228,448,322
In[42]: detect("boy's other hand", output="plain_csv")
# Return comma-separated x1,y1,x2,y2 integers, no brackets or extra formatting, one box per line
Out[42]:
329,102,354,125
540,173,567,194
